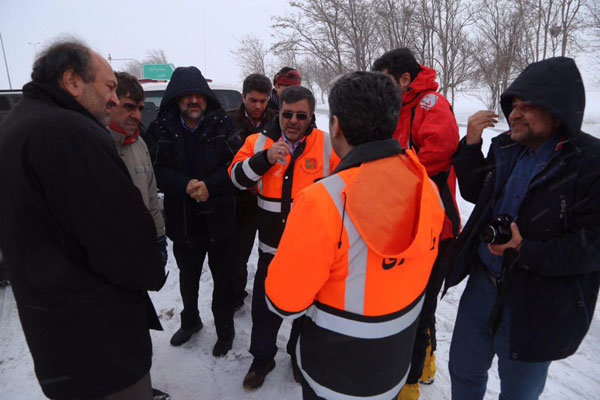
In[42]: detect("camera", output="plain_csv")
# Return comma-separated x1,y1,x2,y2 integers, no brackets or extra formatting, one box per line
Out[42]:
480,215,513,244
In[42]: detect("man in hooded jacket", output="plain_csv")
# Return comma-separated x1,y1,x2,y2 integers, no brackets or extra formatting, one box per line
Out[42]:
446,57,600,399
146,66,241,357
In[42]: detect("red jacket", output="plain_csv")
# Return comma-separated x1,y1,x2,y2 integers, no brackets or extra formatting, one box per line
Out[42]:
394,65,460,239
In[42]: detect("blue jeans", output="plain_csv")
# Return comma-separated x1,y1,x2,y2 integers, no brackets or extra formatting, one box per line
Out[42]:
449,265,550,400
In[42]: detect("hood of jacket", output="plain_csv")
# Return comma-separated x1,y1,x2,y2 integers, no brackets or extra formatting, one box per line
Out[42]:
403,65,439,105
158,66,220,115
500,57,585,138
335,140,444,259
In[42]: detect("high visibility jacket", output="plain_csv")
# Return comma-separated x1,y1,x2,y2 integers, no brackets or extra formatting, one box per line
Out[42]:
265,140,445,399
228,117,339,252
394,65,460,240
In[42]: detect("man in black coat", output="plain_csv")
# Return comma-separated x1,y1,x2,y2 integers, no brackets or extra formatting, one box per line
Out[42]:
0,41,167,400
147,66,240,356
446,57,600,399
228,73,277,310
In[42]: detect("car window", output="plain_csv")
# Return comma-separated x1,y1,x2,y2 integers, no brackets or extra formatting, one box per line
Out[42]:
214,90,242,111
0,96,10,111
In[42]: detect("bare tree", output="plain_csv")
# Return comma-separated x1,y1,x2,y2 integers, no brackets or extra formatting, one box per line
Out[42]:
273,0,347,75
143,49,168,64
472,0,529,113
123,61,143,78
231,34,270,78
337,0,379,70
587,0,600,47
374,0,418,50
429,0,475,105
557,0,586,56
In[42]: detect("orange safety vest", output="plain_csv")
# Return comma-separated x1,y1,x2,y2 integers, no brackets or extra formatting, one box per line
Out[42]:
229,126,340,251
265,148,444,399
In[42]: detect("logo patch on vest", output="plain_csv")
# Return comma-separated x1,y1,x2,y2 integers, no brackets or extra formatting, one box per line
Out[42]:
382,257,405,270
419,93,438,111
300,157,320,174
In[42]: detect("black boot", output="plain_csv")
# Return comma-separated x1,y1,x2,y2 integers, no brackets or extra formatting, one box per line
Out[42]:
212,334,234,357
212,324,235,357
170,319,203,346
243,359,276,390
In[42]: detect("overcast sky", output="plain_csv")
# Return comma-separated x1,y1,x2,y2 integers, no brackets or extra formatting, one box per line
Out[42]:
0,0,287,89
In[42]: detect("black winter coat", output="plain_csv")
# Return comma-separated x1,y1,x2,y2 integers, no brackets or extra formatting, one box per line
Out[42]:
228,103,278,215
0,82,166,399
148,66,241,243
446,57,600,362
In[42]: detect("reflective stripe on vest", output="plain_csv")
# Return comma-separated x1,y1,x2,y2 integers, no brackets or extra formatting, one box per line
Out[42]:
295,340,409,400
257,197,282,213
322,132,333,177
305,298,423,339
230,162,246,190
254,133,268,194
321,174,368,314
259,240,277,255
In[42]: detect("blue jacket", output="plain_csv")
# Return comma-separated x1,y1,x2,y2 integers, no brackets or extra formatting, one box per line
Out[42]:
447,57,600,362
148,66,241,243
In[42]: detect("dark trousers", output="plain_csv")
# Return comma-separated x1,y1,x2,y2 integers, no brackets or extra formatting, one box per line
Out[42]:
249,250,302,362
233,206,257,302
449,266,550,399
406,238,452,384
301,381,399,400
76,372,152,400
173,237,235,339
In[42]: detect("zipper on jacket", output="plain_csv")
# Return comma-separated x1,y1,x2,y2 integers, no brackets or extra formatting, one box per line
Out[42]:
559,195,567,232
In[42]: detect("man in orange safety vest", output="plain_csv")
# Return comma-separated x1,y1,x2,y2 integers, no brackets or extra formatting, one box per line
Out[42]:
265,71,445,399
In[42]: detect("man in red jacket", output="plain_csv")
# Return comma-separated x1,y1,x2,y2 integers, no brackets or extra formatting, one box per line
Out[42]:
373,48,460,400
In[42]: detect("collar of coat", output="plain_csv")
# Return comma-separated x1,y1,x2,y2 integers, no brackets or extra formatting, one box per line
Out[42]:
22,81,109,131
332,139,404,175
234,102,277,133
109,121,140,144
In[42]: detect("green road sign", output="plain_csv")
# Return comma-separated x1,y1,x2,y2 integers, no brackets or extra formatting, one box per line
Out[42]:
142,64,175,80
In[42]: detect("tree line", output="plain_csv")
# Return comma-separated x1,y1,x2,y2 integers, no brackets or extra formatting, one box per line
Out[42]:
233,0,596,112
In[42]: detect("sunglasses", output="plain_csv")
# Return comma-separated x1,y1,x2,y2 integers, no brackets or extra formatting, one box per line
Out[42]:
281,111,309,121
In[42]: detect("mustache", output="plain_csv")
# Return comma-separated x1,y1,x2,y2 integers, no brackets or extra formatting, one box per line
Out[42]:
187,103,203,109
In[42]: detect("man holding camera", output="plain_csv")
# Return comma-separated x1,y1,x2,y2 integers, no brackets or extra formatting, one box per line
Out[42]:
446,57,600,400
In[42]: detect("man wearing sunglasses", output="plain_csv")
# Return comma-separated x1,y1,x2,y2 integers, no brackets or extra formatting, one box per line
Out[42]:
228,74,278,314
229,86,339,391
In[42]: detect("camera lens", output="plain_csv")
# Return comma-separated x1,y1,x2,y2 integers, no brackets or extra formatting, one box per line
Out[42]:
480,214,513,245
480,226,497,244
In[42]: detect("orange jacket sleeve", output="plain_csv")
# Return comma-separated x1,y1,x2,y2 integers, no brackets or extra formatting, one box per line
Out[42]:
229,133,274,190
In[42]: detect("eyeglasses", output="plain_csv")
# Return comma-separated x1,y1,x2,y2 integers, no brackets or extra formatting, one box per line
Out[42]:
281,111,309,121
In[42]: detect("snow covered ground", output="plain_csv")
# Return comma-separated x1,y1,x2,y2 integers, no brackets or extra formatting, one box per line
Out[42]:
2,96,600,399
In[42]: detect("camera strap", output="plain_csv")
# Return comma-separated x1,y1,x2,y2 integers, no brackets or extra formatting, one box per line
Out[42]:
486,248,519,336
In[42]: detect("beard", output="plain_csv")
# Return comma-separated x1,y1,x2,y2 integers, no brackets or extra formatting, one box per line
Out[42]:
179,102,206,123
79,84,112,126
